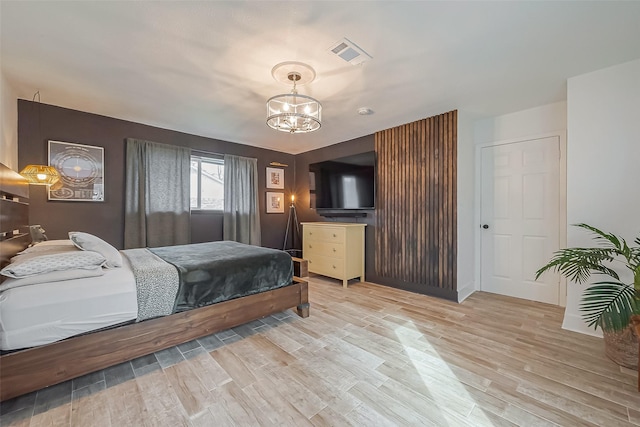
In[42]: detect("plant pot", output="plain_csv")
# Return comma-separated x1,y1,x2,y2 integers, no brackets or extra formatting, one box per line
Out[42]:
603,325,639,369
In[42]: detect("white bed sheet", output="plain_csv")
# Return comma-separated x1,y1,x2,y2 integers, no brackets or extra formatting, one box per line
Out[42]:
0,256,137,351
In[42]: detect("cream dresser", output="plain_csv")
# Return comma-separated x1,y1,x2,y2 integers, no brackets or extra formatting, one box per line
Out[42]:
301,222,366,288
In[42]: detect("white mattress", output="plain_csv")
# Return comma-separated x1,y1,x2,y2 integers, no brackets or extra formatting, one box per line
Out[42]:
0,256,138,351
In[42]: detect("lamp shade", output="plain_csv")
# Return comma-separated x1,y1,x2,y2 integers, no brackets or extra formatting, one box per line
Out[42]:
19,165,60,185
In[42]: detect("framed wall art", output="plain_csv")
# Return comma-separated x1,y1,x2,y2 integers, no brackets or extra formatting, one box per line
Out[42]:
266,192,284,213
48,140,104,201
266,167,284,189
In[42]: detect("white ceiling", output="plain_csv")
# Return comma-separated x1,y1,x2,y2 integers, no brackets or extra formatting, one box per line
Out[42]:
2,1,639,154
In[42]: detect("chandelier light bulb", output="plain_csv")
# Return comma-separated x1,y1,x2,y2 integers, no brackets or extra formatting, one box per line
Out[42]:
283,103,289,111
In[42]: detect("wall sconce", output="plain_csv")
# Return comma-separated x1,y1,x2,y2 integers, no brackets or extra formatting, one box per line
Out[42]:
19,164,60,185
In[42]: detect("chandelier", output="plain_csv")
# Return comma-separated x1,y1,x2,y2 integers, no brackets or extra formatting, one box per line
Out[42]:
266,62,322,134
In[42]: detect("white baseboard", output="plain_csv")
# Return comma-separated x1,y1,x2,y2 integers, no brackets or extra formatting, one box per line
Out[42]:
457,281,476,303
562,313,602,338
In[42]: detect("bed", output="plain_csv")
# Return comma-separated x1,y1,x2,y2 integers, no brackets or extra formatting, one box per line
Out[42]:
0,163,309,401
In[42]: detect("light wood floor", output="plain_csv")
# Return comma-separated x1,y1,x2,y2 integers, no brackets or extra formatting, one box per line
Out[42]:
1,275,639,426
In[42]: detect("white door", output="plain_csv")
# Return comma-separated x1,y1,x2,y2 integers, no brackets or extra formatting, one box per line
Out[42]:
480,137,561,304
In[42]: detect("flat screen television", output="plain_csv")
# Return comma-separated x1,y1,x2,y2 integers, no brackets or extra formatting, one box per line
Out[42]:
309,151,375,210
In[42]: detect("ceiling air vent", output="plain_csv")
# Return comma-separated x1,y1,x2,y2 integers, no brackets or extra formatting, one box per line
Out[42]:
328,38,372,66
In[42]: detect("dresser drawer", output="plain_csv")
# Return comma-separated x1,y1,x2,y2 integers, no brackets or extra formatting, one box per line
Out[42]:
307,254,345,278
304,226,345,243
304,240,344,259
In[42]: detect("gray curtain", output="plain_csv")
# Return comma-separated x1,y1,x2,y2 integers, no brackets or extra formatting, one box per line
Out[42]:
223,154,261,246
124,138,191,249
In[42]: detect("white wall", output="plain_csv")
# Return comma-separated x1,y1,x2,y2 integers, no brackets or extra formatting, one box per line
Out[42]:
457,110,476,302
474,101,567,145
1,72,19,170
564,59,640,336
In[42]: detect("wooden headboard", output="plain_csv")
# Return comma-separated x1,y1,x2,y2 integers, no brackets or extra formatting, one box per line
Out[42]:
0,163,30,268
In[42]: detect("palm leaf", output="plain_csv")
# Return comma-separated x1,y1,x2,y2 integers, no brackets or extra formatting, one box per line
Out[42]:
575,223,623,250
579,281,639,332
535,247,619,283
576,223,640,270
630,241,640,265
574,223,622,249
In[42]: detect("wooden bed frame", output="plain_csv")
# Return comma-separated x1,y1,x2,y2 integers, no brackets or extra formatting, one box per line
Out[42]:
0,163,309,401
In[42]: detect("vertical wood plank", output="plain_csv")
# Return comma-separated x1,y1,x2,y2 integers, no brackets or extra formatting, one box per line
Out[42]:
451,111,458,288
426,117,432,286
414,120,418,282
441,113,448,288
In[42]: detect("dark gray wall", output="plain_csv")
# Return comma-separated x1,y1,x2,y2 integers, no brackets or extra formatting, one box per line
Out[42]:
293,135,457,301
18,100,295,250
293,135,375,276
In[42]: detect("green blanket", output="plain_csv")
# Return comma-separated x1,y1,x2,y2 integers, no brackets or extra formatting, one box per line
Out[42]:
149,241,293,312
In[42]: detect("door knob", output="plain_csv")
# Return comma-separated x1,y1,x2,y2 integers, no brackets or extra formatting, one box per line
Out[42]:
482,224,489,229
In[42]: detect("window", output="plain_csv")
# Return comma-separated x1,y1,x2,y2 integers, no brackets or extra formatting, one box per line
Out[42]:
191,155,224,210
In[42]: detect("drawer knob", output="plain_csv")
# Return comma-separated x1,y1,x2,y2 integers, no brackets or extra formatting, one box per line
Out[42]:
332,265,336,269
309,245,312,249
309,232,313,235
332,248,336,252
333,234,337,237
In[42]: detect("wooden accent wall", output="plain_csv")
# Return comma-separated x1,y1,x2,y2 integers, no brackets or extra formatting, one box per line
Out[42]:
375,110,457,291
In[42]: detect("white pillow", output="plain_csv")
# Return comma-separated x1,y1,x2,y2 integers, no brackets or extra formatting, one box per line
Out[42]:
0,267,105,292
18,240,76,254
0,251,106,278
69,232,123,268
12,245,80,264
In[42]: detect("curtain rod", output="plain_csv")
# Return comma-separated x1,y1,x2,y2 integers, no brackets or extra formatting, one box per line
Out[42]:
192,149,290,167
193,149,288,167
191,148,224,158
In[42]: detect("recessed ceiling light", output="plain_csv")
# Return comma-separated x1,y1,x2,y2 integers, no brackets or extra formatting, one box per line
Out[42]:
357,107,374,116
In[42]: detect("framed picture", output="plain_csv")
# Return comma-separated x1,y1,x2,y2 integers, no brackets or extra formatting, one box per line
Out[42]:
266,167,284,189
266,192,284,213
48,140,104,201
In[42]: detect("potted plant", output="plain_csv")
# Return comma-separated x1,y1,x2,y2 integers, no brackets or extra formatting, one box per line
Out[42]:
536,224,640,368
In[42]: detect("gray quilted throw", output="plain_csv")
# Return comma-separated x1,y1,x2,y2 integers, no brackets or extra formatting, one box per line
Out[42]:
122,248,179,321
